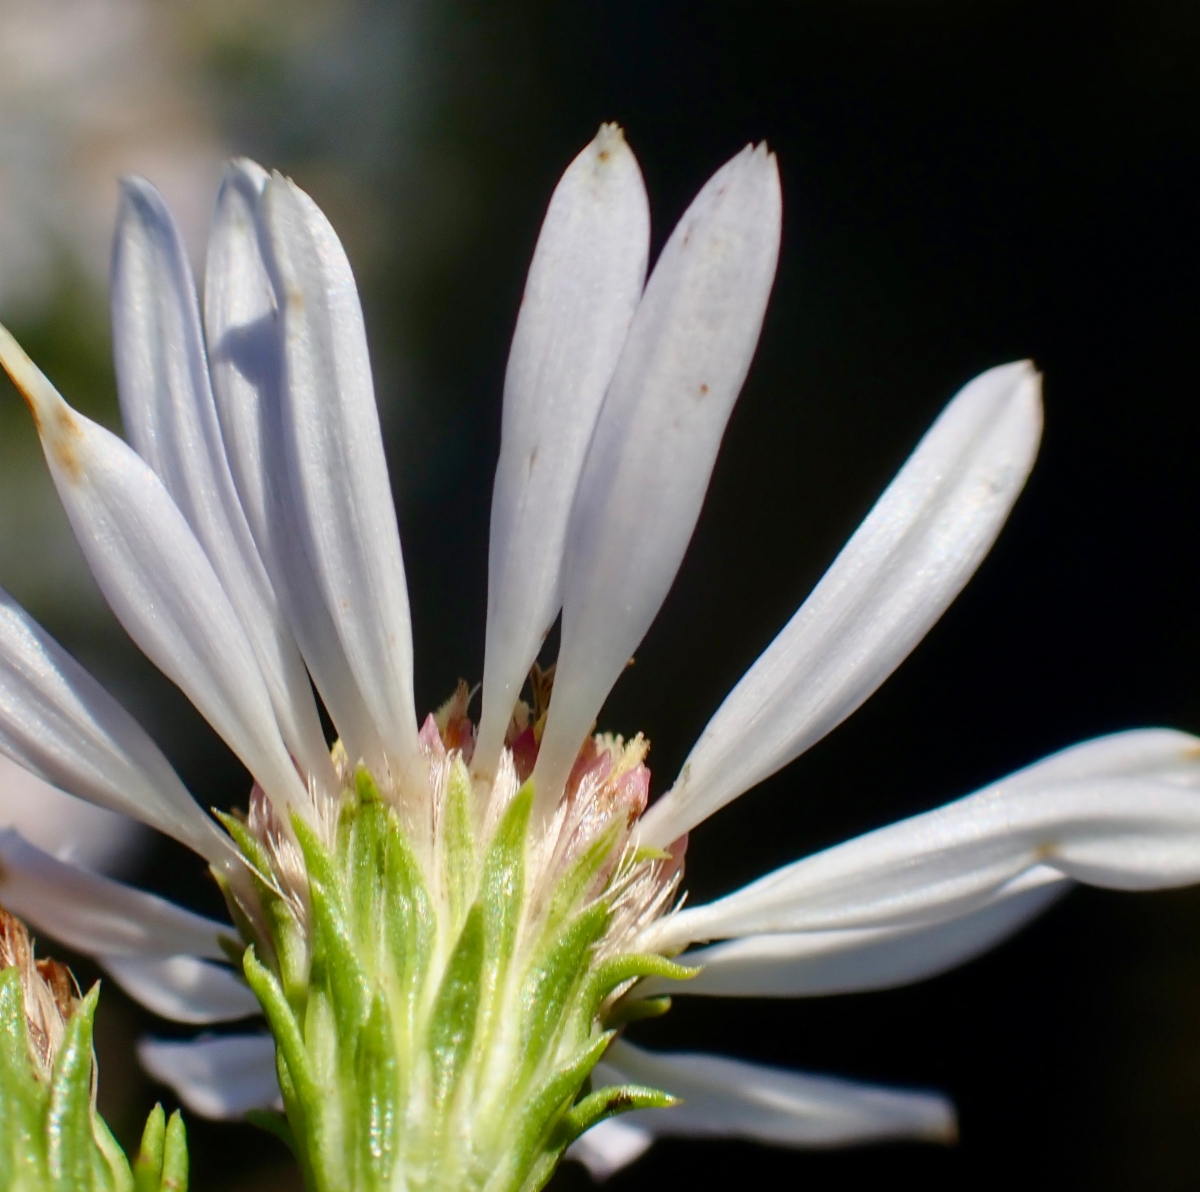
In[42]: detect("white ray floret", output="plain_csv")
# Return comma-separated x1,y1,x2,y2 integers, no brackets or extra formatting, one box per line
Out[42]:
640,361,1042,847
476,124,650,773
138,1033,282,1120
205,159,387,775
0,753,143,874
580,1039,956,1165
648,731,1200,951
102,954,261,1025
638,866,1068,999
0,830,231,960
0,585,229,863
259,173,420,785
534,143,782,810
0,326,308,816
112,175,335,792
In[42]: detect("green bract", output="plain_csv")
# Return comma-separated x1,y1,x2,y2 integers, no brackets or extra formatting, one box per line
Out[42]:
0,967,187,1192
222,762,691,1192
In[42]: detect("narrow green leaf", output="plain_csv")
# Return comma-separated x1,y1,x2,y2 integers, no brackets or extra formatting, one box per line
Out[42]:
46,984,99,1192
442,756,478,928
492,1034,612,1192
427,905,485,1107
307,876,371,1037
212,811,273,877
93,1114,135,1192
133,1104,165,1192
556,1083,676,1145
579,953,698,1026
602,995,673,1027
0,966,47,1184
292,812,373,1036
479,783,532,1005
213,813,307,1001
243,948,318,1112
519,903,608,1074
383,816,435,1066
354,994,397,1187
355,765,384,805
345,794,389,956
160,1111,187,1192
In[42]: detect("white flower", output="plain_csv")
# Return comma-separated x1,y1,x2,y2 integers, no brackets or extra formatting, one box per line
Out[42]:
1,125,1199,1184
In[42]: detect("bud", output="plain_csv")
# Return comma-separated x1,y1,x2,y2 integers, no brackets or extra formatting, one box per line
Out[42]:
0,903,189,1192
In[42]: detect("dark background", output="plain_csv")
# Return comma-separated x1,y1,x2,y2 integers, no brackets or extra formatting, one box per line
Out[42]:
4,2,1199,1189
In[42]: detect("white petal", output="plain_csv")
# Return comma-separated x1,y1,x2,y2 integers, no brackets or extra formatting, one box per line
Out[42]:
642,867,1069,998
0,752,144,875
0,585,227,863
648,731,1200,950
0,830,231,960
139,1033,281,1119
475,125,650,773
533,145,782,810
988,727,1200,787
565,1118,654,1180
102,954,259,1024
259,174,419,784
112,177,334,791
202,159,275,553
205,159,386,773
0,324,308,815
640,361,1043,847
596,1040,956,1149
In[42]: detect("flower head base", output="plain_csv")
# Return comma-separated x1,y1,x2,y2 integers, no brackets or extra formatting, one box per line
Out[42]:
0,904,189,1192
218,697,685,1192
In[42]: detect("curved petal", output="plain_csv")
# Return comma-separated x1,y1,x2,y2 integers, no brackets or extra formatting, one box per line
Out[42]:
534,144,782,812
648,731,1200,950
565,1118,654,1180
205,159,385,774
640,361,1043,847
138,1032,281,1119
0,753,144,874
594,1040,956,1151
112,177,334,791
642,867,1069,998
0,830,231,960
475,125,650,773
258,173,419,786
101,954,260,1024
0,323,308,816
0,585,228,863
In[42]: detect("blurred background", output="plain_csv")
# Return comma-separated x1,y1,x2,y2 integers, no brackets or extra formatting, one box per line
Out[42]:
0,1,1197,1188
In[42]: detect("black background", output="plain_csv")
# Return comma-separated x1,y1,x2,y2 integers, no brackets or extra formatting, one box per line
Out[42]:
7,3,1200,1189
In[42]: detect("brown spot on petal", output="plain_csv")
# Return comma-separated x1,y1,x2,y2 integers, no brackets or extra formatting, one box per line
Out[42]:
49,405,84,482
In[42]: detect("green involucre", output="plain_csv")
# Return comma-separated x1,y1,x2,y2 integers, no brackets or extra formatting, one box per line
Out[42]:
233,772,682,1192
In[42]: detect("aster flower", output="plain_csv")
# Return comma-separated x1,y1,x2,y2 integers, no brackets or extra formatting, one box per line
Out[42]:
2,125,1200,1190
